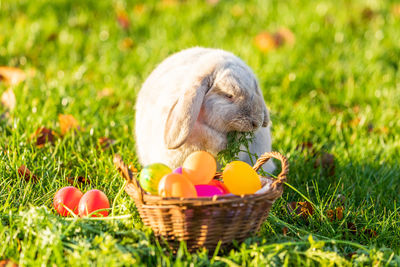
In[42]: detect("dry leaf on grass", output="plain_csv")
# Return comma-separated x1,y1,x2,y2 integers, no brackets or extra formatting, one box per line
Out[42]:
161,0,179,6
254,28,295,52
66,176,90,185
287,201,314,219
361,7,376,21
97,88,114,98
118,37,135,51
18,165,38,183
116,10,130,29
58,114,80,135
0,259,18,267
296,141,317,157
98,137,116,150
362,228,377,238
206,0,220,5
314,152,335,177
274,27,296,46
254,32,277,52
282,227,288,236
30,127,57,148
133,4,146,15
0,66,26,86
392,4,400,18
1,88,16,111
347,222,357,235
326,206,344,221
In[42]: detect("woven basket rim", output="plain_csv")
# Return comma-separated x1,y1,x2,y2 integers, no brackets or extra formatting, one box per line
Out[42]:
124,176,282,207
114,151,289,206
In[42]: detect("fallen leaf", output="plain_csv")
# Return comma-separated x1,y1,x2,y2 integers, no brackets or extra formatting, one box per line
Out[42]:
349,117,361,127
116,10,130,29
352,105,360,113
392,4,400,18
47,33,58,41
254,32,277,52
346,252,357,258
361,7,376,21
18,165,38,183
296,141,317,157
274,27,295,46
0,66,26,86
66,176,90,185
367,123,374,133
327,206,344,221
314,152,335,177
58,114,80,135
287,201,314,219
336,206,344,220
0,259,18,267
282,227,288,236
346,222,357,235
1,88,16,110
30,127,56,148
97,88,114,98
206,0,220,5
362,228,377,238
98,137,116,150
378,126,389,134
118,37,135,51
133,4,146,15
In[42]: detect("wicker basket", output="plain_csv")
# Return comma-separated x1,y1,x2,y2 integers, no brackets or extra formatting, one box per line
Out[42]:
114,152,289,252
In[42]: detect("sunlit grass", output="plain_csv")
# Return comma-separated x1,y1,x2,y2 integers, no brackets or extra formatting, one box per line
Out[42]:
1,0,400,265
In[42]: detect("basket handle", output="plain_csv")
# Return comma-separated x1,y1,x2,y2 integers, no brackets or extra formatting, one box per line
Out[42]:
113,154,144,204
252,151,289,187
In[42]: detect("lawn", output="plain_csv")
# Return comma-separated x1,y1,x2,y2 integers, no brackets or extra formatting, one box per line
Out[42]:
1,0,400,265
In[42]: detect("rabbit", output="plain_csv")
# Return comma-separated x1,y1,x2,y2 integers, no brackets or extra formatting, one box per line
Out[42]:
135,47,275,173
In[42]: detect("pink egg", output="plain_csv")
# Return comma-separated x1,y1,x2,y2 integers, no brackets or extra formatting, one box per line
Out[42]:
173,167,183,174
195,185,224,197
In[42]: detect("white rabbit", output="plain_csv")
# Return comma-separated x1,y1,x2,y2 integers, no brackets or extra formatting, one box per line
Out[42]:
135,47,275,173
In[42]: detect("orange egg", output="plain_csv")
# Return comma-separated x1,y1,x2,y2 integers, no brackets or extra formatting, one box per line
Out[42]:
222,161,261,195
158,173,197,198
182,151,216,185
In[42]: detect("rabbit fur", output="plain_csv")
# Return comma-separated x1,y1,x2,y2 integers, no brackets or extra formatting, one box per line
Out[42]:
135,47,275,172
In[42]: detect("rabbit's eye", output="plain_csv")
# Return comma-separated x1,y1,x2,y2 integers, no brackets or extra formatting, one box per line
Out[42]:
224,93,233,99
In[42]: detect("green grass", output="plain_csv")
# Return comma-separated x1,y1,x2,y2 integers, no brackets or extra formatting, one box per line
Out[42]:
1,0,400,265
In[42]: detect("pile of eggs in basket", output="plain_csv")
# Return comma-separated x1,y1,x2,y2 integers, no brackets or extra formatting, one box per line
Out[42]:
138,151,263,198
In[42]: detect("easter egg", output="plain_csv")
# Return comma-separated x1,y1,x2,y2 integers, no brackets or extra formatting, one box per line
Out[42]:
195,185,224,197
53,186,83,216
222,161,261,195
78,189,110,217
182,151,216,185
158,173,197,198
208,180,230,194
173,167,182,174
139,163,172,195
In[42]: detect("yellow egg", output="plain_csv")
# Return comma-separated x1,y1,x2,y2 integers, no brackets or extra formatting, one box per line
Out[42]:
182,151,217,185
222,161,261,195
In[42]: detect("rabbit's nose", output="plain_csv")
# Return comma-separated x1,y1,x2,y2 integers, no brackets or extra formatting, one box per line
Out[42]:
251,120,259,128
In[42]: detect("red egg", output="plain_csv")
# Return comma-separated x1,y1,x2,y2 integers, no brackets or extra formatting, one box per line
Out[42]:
78,189,110,217
53,186,83,216
208,180,230,194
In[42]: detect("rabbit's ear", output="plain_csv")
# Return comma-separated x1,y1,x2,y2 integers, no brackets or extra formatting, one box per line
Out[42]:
164,72,212,149
262,105,270,127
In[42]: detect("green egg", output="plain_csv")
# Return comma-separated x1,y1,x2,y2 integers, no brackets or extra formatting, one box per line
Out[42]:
138,163,172,195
